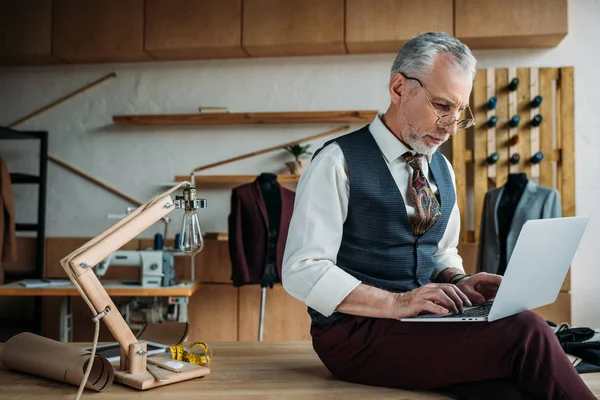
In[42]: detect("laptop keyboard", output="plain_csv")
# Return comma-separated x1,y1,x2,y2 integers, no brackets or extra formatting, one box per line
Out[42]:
448,302,493,318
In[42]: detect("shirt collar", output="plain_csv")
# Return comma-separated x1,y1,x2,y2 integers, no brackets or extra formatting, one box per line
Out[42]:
368,113,433,164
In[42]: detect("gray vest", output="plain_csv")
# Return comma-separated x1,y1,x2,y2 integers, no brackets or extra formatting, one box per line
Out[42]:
308,126,455,325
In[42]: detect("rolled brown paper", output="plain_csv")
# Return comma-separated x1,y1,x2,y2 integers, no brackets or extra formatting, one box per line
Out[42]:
0,332,114,392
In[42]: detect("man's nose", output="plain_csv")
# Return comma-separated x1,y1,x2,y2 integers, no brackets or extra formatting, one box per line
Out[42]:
448,122,458,136
441,123,457,136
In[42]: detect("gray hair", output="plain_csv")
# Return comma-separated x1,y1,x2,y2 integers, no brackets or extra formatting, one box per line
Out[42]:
390,32,477,82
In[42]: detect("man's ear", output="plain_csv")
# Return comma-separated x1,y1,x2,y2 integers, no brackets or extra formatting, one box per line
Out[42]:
389,72,405,106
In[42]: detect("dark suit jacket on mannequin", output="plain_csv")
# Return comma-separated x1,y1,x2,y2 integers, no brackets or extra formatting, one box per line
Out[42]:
228,174,295,287
477,175,562,275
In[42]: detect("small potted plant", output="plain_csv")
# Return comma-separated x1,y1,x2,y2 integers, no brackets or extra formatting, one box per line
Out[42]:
284,144,312,175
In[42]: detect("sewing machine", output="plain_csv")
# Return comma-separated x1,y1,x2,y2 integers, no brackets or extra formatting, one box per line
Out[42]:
94,250,176,287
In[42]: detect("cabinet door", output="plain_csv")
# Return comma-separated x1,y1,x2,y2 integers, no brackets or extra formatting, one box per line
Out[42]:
238,284,312,341
52,0,151,63
455,0,568,49
0,0,59,65
45,237,139,279
195,239,232,284
243,0,345,57
145,0,247,60
346,0,453,54
188,283,239,342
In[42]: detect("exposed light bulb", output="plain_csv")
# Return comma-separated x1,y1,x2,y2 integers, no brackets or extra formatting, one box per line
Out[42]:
180,210,204,256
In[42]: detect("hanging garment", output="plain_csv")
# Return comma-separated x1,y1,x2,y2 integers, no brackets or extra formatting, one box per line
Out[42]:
0,157,17,284
477,176,562,275
227,174,295,287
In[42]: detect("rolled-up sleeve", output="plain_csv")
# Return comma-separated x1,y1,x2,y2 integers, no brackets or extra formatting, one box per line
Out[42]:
432,156,464,280
281,143,361,317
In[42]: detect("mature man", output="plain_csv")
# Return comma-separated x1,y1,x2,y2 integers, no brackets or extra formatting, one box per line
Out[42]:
282,32,595,400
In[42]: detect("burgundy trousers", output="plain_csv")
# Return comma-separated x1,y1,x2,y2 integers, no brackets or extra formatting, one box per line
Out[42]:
310,311,596,400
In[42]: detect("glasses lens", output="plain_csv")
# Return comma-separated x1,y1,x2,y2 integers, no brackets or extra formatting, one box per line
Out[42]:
437,115,457,127
457,119,475,130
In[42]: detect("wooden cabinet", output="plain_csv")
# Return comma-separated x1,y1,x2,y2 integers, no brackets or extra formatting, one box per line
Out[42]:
44,237,140,279
195,239,232,284
188,284,239,342
0,0,59,65
242,0,346,57
346,0,453,54
2,0,572,66
145,0,247,60
52,0,151,63
455,0,568,49
238,284,312,342
3,238,38,277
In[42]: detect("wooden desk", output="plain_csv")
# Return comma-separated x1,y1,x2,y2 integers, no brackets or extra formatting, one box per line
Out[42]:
0,280,200,342
0,341,599,399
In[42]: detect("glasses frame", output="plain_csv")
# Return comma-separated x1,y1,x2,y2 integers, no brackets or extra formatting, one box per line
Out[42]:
403,75,475,131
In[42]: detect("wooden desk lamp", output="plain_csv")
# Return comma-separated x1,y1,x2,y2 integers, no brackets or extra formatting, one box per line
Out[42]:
60,182,210,390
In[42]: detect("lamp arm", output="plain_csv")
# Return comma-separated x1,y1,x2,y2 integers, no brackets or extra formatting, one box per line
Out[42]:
59,182,190,361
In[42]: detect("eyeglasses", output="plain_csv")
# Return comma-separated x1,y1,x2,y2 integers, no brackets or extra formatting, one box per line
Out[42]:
404,75,475,131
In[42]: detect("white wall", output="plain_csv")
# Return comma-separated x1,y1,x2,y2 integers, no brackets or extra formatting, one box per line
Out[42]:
1,0,599,327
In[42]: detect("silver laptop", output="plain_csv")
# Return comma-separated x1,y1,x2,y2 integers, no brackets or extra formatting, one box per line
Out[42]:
401,216,589,322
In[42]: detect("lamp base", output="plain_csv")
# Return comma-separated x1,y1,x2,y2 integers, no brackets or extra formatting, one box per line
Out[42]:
112,356,210,390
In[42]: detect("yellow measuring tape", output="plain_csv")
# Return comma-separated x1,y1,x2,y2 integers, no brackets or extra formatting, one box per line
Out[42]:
166,341,212,366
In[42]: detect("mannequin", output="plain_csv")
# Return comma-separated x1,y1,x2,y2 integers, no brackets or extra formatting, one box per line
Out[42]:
257,173,281,288
228,172,295,341
497,173,528,275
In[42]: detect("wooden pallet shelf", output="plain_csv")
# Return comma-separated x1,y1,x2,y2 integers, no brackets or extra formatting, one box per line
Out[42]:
113,110,378,126
174,174,301,185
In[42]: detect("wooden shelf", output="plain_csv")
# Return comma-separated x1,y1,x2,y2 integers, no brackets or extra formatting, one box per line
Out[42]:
174,174,300,185
113,110,378,126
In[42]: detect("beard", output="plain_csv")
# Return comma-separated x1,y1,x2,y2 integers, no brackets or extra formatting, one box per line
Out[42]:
405,130,448,156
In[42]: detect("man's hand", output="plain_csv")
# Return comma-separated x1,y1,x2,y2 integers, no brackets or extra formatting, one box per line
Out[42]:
391,283,472,319
455,272,502,305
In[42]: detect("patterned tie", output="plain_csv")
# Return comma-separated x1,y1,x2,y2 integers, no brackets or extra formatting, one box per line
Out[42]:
402,152,441,236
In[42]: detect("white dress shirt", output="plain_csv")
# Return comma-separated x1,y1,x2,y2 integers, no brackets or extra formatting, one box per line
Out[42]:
282,114,465,318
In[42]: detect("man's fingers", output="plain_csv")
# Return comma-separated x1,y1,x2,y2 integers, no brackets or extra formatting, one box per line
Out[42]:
487,274,503,285
418,300,450,316
475,272,502,286
445,284,472,307
463,286,486,305
425,291,459,314
439,286,465,312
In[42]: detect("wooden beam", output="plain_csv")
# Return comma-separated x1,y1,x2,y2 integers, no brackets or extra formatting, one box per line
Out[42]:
517,67,531,174
539,68,559,187
49,154,142,206
193,125,349,173
494,68,508,187
8,73,116,128
5,72,143,207
559,67,575,217
473,69,488,243
452,111,467,243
